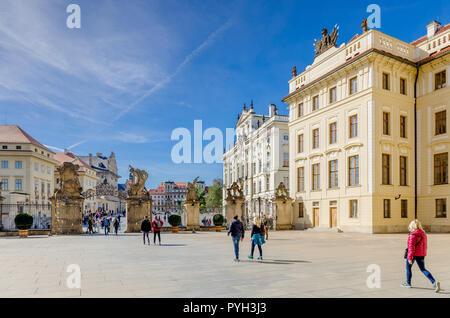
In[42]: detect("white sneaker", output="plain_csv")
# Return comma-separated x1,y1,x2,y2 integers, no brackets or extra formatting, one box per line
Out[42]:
434,281,441,293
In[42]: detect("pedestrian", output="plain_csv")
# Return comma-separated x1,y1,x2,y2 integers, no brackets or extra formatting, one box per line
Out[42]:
152,216,164,245
113,217,120,235
263,215,269,240
227,215,245,262
103,218,109,235
88,217,93,234
248,217,265,260
141,216,152,245
401,219,440,292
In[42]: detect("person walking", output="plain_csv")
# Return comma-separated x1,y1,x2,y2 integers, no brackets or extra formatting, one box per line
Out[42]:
88,217,93,234
227,215,245,262
401,219,440,292
141,216,152,245
152,216,164,245
248,217,265,260
113,217,120,235
263,215,269,240
103,218,109,235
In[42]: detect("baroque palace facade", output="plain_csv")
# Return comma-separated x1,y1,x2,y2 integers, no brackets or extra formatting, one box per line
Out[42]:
283,21,449,233
223,103,289,222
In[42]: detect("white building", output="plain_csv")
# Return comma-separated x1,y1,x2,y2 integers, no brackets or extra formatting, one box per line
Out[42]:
222,102,290,223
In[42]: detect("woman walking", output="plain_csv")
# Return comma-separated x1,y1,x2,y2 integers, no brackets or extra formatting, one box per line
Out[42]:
401,219,440,292
248,217,265,260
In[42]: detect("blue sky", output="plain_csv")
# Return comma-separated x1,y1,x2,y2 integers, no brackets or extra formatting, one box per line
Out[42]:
0,0,448,188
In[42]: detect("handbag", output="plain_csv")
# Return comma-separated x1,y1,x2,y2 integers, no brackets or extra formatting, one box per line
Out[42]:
404,237,422,259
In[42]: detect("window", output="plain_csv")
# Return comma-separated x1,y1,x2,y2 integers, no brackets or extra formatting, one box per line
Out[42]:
329,87,337,104
48,167,51,174
400,78,407,95
349,115,358,138
16,145,22,150
1,179,8,191
349,200,358,218
312,163,320,190
297,167,304,192
1,160,7,169
400,116,407,138
283,153,289,167
348,155,359,186
15,161,22,169
382,154,391,185
2,145,7,150
436,199,447,218
434,153,448,185
435,70,446,90
384,199,391,218
312,95,319,111
383,112,390,135
329,122,337,144
34,163,39,171
298,134,304,153
329,160,338,188
266,152,270,169
435,110,446,135
349,77,358,95
401,200,408,218
382,73,390,90
15,179,22,191
312,128,320,149
266,176,270,191
298,202,304,218
41,165,45,173
298,103,304,117
400,156,408,186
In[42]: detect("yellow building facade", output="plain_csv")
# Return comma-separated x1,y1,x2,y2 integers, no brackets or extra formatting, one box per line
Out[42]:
284,21,449,233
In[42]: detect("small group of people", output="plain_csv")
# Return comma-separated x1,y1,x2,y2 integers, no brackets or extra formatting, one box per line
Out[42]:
86,211,121,236
140,215,164,245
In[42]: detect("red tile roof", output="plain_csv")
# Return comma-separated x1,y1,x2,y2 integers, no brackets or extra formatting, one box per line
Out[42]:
54,152,91,169
419,44,450,64
411,23,450,46
0,125,53,153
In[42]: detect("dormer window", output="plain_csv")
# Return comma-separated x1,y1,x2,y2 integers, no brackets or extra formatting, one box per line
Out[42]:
2,145,7,150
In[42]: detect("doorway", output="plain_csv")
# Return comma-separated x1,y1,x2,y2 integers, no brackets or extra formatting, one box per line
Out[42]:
329,207,337,228
313,208,319,227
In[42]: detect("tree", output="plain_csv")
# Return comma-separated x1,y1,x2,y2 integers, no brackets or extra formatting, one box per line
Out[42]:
206,179,223,210
195,186,207,211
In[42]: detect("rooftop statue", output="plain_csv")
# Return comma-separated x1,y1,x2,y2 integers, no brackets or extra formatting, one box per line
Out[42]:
314,25,339,57
56,162,83,197
128,165,148,198
275,182,290,200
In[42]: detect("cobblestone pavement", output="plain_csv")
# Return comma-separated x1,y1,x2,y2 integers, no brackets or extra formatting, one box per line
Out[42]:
0,230,449,298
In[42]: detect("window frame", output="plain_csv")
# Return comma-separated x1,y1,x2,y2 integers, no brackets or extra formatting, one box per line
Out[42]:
328,159,338,189
349,200,358,218
348,155,359,186
312,163,320,190
383,112,390,136
329,86,337,104
435,110,446,135
434,152,448,185
400,156,408,186
382,72,390,90
382,154,391,185
383,199,391,218
349,115,358,138
349,76,358,95
312,128,320,149
400,115,407,138
436,199,447,218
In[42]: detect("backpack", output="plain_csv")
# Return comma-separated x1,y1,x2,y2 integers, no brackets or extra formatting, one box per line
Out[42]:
154,220,161,229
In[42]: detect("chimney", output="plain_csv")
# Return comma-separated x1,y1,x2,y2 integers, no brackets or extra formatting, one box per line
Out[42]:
64,148,69,154
268,104,276,117
427,20,441,38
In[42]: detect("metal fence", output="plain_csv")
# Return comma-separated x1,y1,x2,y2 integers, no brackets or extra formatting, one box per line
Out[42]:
1,203,52,230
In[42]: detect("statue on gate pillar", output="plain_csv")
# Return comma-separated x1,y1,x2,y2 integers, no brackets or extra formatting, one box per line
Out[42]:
184,177,200,231
274,182,293,230
126,166,151,233
225,181,245,227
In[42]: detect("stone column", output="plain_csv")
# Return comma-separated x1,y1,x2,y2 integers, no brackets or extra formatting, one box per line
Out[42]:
225,197,244,227
126,197,151,233
275,197,293,230
185,200,200,231
50,195,84,235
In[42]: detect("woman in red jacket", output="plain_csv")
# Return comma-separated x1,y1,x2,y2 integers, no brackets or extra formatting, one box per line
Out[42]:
401,220,440,292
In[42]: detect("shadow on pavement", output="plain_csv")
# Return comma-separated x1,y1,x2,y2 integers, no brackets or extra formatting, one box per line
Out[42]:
240,259,311,265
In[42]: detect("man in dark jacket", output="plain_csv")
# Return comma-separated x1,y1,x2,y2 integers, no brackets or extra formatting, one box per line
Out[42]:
227,215,245,261
141,216,152,245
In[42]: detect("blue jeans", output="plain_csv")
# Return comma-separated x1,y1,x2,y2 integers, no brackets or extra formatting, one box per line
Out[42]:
143,232,150,244
251,239,262,257
232,236,240,259
406,257,435,285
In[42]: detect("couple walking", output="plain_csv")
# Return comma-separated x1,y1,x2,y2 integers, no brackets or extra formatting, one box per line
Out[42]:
141,215,164,245
227,215,265,262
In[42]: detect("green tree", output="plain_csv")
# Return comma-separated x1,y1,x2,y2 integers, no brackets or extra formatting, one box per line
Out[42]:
195,187,207,211
206,179,223,210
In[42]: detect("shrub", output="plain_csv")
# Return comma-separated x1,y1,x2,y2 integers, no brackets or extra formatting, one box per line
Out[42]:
168,214,181,227
213,214,224,226
14,213,33,230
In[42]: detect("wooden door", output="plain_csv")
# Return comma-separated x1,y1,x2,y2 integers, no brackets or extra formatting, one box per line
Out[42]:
313,208,319,227
330,207,337,228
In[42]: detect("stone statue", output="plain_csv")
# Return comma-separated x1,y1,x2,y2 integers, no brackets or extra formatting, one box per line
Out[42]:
128,165,148,198
361,19,368,32
186,177,199,202
228,181,243,199
292,66,297,78
56,162,82,197
275,182,290,200
314,25,339,57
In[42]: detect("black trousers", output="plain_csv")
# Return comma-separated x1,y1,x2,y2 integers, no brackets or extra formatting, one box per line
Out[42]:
154,231,161,244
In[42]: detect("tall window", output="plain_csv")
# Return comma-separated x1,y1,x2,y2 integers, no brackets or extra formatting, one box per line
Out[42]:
266,152,270,169
283,153,289,167
297,167,304,192
298,202,304,218
312,129,320,149
329,122,337,144
435,70,446,90
349,76,358,95
349,200,358,218
349,115,358,138
383,112,390,135
298,103,304,117
400,156,408,186
329,87,337,104
34,162,39,171
435,110,446,135
266,176,270,191
400,78,407,95
329,160,338,188
384,199,391,218
15,179,22,191
15,161,22,169
382,72,390,90
400,116,407,138
312,163,320,190
382,154,391,185
434,153,448,185
436,199,447,218
312,95,319,111
1,160,7,169
298,134,304,153
348,155,359,186
1,179,8,191
401,200,408,218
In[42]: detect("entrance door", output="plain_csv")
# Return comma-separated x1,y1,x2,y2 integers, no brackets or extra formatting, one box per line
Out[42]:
330,207,337,228
313,208,319,227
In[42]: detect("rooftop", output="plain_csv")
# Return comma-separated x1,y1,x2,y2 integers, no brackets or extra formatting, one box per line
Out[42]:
0,125,53,153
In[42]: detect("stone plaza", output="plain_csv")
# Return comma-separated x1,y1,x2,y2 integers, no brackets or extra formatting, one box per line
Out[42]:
0,230,449,298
